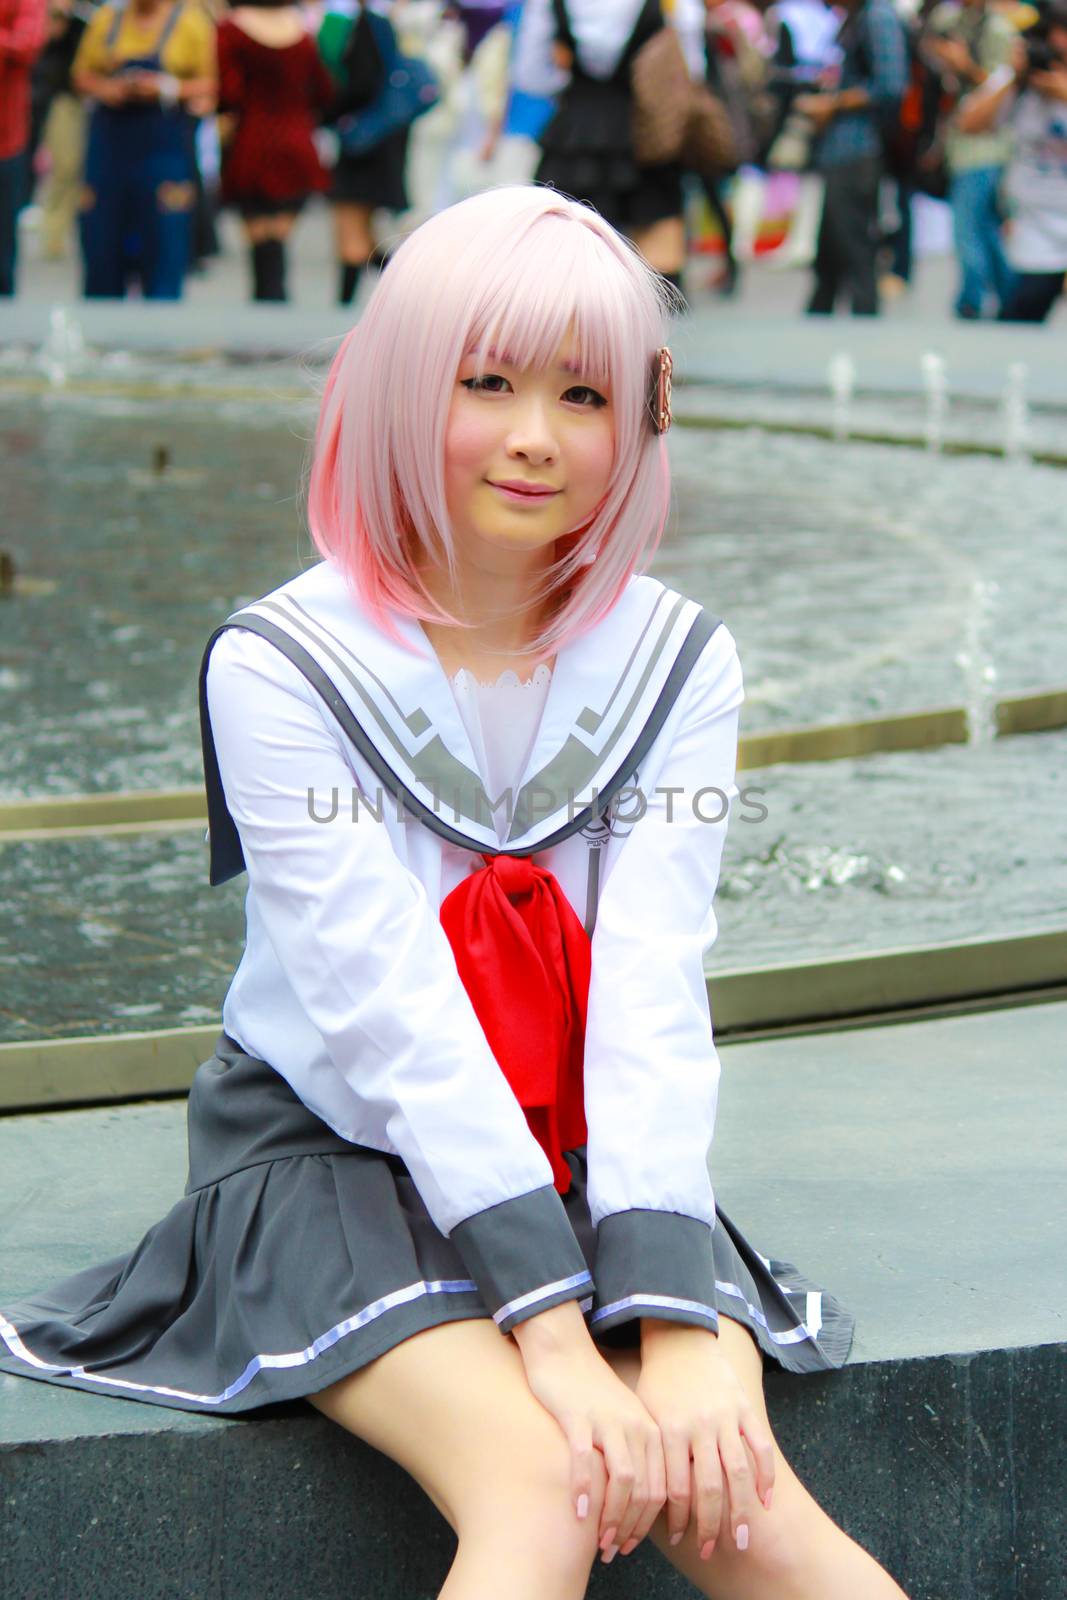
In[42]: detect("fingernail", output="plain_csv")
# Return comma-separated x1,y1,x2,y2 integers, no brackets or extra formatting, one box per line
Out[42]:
620,1538,638,1556
669,1531,684,1546
600,1527,617,1551
576,1493,589,1520
736,1523,750,1551
700,1540,715,1561
602,1545,618,1565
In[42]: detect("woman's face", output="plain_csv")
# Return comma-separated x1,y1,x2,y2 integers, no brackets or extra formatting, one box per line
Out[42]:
443,331,615,565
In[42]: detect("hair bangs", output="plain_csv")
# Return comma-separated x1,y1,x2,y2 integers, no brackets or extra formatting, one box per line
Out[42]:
466,228,614,393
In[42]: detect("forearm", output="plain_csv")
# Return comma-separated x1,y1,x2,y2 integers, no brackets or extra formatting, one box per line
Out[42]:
71,67,106,97
511,1298,596,1359
831,85,871,113
177,73,215,107
955,65,1015,134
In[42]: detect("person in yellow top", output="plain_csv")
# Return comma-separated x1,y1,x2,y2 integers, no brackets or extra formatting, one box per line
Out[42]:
71,0,215,297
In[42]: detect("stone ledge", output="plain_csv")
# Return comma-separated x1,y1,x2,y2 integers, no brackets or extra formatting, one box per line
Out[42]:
2,1340,1061,1600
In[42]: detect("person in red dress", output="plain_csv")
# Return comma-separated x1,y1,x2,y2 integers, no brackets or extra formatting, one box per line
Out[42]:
216,0,336,300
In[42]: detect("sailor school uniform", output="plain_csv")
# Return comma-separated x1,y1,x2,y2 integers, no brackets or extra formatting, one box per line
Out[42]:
0,562,855,1413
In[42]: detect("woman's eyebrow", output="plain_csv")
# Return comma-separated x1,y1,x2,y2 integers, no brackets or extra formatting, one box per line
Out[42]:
462,347,600,381
464,344,520,367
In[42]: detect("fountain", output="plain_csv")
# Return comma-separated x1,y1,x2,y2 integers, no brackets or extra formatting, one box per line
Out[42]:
956,577,1000,745
827,352,855,442
920,352,948,453
40,306,86,389
1001,362,1030,462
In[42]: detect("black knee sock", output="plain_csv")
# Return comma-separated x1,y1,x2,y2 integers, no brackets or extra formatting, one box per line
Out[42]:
339,260,364,305
251,238,287,302
367,243,391,272
251,240,270,300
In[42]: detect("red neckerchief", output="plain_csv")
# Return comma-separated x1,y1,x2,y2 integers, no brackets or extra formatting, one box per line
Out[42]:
439,853,590,1194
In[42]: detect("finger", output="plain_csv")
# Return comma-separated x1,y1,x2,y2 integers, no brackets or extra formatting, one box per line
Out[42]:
692,1430,724,1557
620,1430,667,1554
718,1429,757,1552
596,1426,636,1561
660,1428,693,1548
739,1406,776,1510
564,1417,597,1524
608,1424,650,1552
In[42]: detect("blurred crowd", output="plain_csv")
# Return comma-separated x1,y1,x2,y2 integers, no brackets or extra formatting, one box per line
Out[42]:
1,0,1064,319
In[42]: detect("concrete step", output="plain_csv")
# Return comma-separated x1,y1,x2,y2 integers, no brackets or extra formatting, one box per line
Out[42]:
3,999,1065,1598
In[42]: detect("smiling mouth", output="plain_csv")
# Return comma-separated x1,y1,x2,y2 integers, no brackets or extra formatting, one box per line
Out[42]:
488,481,561,499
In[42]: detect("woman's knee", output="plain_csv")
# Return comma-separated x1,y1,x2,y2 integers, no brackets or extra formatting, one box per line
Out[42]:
456,1383,607,1559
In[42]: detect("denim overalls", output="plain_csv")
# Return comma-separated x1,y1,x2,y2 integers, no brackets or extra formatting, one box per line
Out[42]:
80,0,194,298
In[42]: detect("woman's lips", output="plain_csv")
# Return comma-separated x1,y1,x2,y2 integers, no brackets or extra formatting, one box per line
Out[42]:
488,480,561,504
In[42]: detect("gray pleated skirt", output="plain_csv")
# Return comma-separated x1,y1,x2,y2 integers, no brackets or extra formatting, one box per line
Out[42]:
0,1035,855,1415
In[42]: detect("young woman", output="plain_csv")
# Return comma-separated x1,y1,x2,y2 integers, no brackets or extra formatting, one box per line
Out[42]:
70,0,215,298
0,185,910,1600
512,0,707,292
216,0,336,302
317,0,414,305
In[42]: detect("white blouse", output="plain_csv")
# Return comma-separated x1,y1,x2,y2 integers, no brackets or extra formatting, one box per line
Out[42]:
512,0,707,97
448,665,554,843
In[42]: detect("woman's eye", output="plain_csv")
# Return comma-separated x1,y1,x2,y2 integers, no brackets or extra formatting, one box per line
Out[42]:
461,374,511,393
564,385,607,408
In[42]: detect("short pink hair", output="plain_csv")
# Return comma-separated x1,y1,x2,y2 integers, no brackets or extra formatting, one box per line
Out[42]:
306,185,675,659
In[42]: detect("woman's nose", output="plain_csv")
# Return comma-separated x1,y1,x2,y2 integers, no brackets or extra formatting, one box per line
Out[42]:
507,401,558,462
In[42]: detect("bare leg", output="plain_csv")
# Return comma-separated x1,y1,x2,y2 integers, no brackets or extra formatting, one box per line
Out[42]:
244,213,296,246
308,1317,606,1600
601,1315,911,1599
630,215,686,275
332,199,375,265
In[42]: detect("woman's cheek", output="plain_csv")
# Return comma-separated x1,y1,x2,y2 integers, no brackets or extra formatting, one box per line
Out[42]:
444,410,495,481
571,422,615,505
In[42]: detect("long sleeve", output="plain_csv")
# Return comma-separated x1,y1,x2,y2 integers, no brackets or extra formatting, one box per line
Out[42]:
582,624,744,1337
0,0,46,65
511,0,568,98
205,628,592,1334
215,21,244,114
861,0,907,112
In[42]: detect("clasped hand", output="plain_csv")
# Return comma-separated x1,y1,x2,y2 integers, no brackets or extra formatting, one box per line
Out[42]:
520,1324,775,1564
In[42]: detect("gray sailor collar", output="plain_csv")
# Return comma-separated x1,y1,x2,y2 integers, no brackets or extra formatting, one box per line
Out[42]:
200,562,720,879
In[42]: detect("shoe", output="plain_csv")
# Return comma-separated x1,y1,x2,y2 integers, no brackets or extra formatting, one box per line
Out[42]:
763,244,815,272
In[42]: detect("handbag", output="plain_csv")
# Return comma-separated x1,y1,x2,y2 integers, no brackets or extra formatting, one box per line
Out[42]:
333,8,441,156
765,108,816,171
630,24,737,173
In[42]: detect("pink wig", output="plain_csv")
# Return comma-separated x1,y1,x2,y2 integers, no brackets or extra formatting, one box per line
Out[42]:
305,185,676,659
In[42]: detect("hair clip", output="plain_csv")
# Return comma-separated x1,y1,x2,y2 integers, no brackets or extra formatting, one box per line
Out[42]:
649,346,673,436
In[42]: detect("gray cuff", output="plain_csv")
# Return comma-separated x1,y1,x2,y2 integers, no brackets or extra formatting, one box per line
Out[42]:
449,1185,593,1335
589,1209,719,1337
